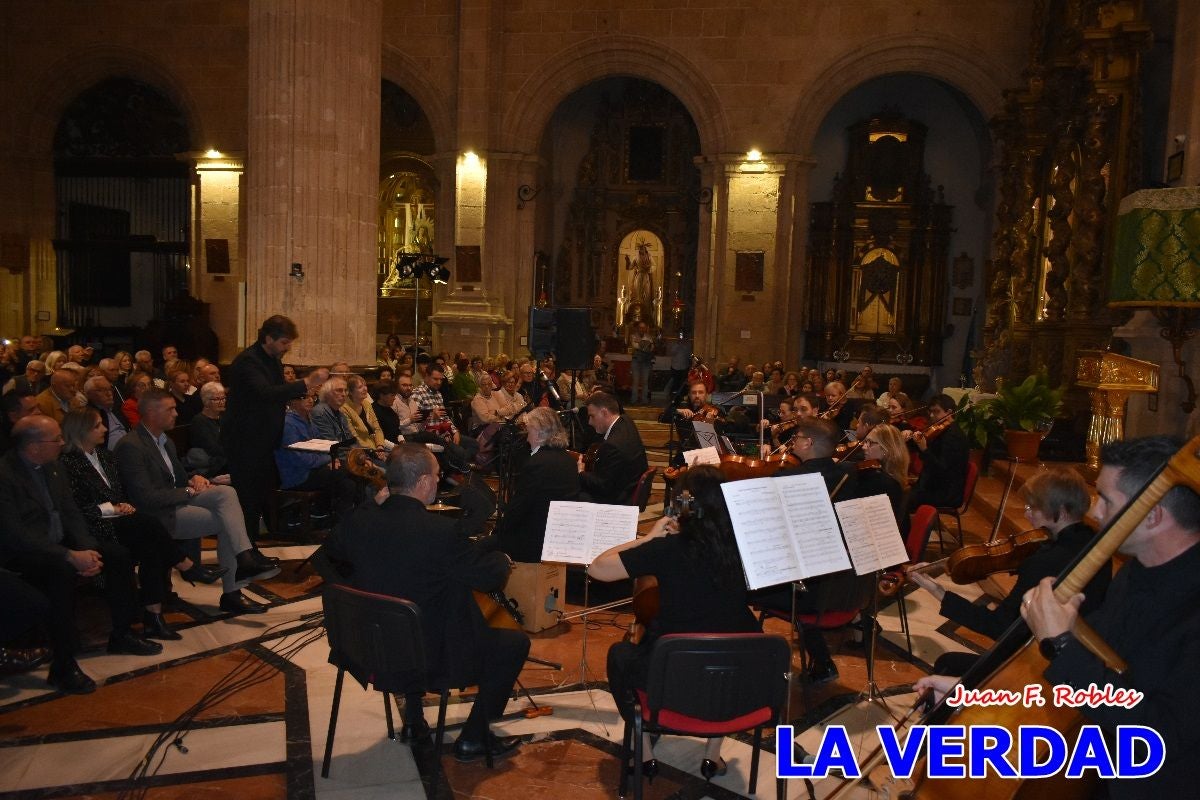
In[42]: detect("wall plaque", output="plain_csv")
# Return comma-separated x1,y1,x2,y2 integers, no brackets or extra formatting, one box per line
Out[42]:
456,245,482,283
735,251,764,292
205,238,230,274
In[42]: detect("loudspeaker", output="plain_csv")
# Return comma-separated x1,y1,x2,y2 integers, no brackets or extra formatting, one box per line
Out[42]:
553,307,594,370
529,307,556,359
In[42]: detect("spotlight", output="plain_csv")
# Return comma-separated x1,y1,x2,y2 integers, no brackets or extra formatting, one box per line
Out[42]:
396,253,419,278
430,265,450,285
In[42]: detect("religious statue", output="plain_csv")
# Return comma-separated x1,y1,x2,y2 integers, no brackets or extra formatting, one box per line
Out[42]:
615,284,628,330
624,241,655,324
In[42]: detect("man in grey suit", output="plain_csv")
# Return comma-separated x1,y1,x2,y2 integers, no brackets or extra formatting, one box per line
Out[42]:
115,389,279,615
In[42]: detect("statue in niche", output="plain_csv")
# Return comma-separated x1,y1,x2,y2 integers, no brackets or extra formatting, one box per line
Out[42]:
624,240,656,324
615,284,628,330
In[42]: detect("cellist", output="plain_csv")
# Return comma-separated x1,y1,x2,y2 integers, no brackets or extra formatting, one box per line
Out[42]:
916,436,1200,798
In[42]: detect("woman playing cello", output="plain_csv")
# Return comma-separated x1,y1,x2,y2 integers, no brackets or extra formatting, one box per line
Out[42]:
589,465,760,783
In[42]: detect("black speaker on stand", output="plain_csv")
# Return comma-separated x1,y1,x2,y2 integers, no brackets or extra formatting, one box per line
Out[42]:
553,307,594,371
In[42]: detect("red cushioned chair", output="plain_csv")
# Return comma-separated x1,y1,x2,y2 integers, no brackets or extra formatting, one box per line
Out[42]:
754,571,877,678
619,633,791,800
934,460,979,551
890,504,940,658
628,467,657,512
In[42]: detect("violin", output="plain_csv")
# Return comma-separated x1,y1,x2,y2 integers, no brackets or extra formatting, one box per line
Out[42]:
819,373,864,421
877,528,1051,596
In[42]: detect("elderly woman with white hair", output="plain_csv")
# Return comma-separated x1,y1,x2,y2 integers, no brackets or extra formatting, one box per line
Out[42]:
187,382,231,480
486,407,581,562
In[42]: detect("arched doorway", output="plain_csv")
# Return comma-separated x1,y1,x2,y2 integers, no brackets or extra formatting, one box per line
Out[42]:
376,80,438,354
804,74,991,389
536,78,701,349
52,77,191,344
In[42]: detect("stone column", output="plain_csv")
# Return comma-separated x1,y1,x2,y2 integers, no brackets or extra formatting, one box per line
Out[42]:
189,152,244,363
245,0,381,366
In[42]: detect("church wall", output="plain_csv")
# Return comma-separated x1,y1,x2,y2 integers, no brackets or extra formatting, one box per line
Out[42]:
1166,0,1199,185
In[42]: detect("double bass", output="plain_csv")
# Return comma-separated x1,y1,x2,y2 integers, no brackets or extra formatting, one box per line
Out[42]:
828,432,1200,799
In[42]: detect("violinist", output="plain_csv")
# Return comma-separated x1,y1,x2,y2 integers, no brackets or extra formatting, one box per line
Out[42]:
589,465,760,782
905,393,968,512
821,380,858,432
857,424,910,523
886,392,925,431
674,381,722,424
910,467,1111,676
840,405,889,462
920,436,1200,798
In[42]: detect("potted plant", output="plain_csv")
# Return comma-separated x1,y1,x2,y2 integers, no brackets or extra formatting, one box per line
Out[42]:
954,395,1003,468
986,372,1064,462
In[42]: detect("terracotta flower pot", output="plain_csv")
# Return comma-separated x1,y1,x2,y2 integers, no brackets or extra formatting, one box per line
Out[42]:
1003,429,1042,462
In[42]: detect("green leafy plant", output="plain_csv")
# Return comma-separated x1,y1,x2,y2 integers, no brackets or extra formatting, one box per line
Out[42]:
986,372,1064,432
955,395,1003,450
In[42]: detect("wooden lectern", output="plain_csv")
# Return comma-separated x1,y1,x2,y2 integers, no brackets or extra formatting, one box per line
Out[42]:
1075,351,1159,477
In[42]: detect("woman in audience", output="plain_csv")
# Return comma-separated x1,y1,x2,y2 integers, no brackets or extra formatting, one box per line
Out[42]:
60,409,225,639
779,371,803,398
123,372,152,426
494,370,528,419
876,376,904,409
377,335,403,372
43,350,67,373
187,382,229,479
342,373,388,451
167,368,200,425
114,351,134,385
590,465,760,782
282,364,297,382
370,381,401,443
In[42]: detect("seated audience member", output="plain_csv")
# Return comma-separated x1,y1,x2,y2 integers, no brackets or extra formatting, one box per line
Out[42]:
578,392,649,504
450,353,479,400
36,369,87,424
469,377,506,432
186,382,230,479
0,416,162,695
411,365,478,468
114,389,280,615
314,443,529,762
391,372,422,436
876,376,904,409
2,388,42,455
590,465,760,780
168,369,201,425
370,381,402,444
94,359,127,406
275,389,356,518
60,409,226,641
281,364,297,383
133,350,155,381
83,375,130,450
342,374,388,452
493,371,529,419
311,377,353,444
847,366,878,400
113,351,134,385
4,359,48,396
909,467,1111,675
123,372,153,427
488,408,580,562
191,360,221,394
0,569,52,676
43,350,68,374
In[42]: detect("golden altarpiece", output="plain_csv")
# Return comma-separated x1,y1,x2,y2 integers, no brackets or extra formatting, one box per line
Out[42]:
805,110,954,367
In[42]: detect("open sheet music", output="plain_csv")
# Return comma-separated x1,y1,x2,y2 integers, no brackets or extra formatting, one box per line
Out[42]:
682,446,720,466
692,421,719,450
720,474,852,590
540,501,640,565
834,493,909,575
287,438,341,453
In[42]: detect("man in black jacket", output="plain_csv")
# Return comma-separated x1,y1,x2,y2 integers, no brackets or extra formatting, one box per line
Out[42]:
221,315,329,542
907,393,969,509
578,392,648,505
0,416,160,694
83,375,130,450
315,443,529,762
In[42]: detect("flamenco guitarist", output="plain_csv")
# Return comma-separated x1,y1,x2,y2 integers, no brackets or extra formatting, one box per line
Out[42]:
917,436,1200,797
578,392,649,504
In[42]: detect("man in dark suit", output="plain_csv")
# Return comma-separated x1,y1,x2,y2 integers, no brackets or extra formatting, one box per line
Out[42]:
83,375,130,450
489,407,580,562
315,443,529,762
0,416,160,695
221,315,330,543
115,389,279,615
578,392,648,504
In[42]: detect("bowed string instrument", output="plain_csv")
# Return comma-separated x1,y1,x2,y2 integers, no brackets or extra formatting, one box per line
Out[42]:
829,432,1200,799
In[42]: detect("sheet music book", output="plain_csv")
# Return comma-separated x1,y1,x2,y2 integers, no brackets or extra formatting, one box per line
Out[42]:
287,438,341,452
540,501,640,565
834,493,909,575
720,473,852,590
683,446,720,466
692,421,719,449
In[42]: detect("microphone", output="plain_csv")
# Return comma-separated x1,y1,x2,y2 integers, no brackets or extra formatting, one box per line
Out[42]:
540,370,562,404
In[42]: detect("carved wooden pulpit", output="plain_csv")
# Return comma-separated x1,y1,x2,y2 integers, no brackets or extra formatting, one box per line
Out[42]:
1075,351,1159,477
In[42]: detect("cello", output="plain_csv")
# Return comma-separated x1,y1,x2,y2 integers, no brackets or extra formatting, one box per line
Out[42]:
827,432,1200,799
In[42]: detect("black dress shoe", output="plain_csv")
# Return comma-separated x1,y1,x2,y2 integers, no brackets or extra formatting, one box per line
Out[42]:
453,732,522,763
807,660,839,685
220,591,268,615
142,611,183,641
234,552,281,583
47,661,96,695
179,563,227,585
0,646,51,674
400,718,432,745
108,630,163,656
250,547,281,565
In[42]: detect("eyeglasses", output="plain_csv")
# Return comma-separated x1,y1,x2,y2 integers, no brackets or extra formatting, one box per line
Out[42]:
35,436,65,444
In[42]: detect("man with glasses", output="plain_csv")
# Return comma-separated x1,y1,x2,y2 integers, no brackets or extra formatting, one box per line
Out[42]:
83,375,129,450
315,443,529,763
0,415,161,694
5,359,47,396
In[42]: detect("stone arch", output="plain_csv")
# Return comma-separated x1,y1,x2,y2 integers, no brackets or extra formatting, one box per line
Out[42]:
381,45,453,155
786,33,1011,157
22,45,203,157
498,34,730,156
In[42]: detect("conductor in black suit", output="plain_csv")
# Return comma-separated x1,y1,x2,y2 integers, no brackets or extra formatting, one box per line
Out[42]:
315,443,529,763
489,407,580,562
577,392,649,505
221,315,329,542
